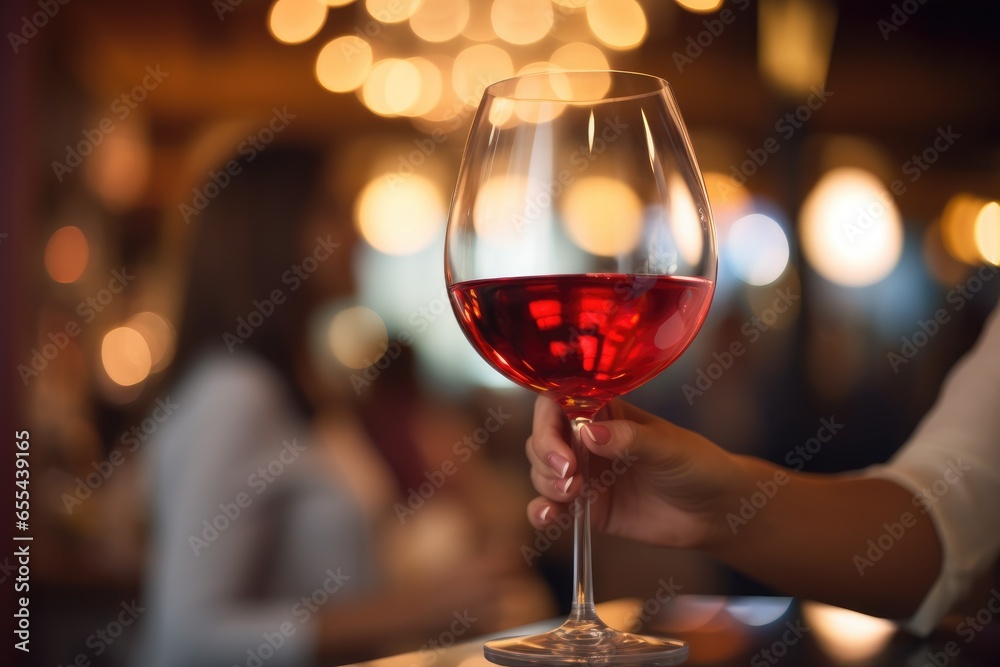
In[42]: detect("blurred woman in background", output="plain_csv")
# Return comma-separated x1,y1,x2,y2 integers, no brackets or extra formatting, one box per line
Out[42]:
135,143,551,667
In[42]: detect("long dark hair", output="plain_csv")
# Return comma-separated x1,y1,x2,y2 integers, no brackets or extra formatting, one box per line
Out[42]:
170,145,325,415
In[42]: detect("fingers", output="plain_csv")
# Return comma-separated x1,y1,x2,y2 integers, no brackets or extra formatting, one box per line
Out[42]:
526,496,568,530
526,395,576,481
530,466,579,502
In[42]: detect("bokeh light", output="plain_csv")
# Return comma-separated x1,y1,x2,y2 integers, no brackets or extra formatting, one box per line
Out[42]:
404,57,444,117
703,171,752,229
473,175,529,243
802,602,896,664
726,597,793,627
674,0,724,12
384,60,422,113
460,2,498,41
549,9,595,44
516,61,557,77
366,0,419,23
268,0,327,44
409,0,470,42
328,306,389,368
586,0,647,50
940,193,984,266
800,168,903,287
452,44,514,107
549,43,611,99
974,201,1000,265
85,119,151,211
126,312,176,372
362,59,423,116
412,54,462,123
562,176,643,256
550,41,609,73
315,36,373,92
45,226,89,284
101,327,152,387
513,68,570,122
759,0,836,97
491,0,554,45
669,174,706,268
355,173,445,255
726,213,790,286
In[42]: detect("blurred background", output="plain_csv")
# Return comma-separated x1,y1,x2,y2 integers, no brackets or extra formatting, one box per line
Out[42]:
2,0,1000,665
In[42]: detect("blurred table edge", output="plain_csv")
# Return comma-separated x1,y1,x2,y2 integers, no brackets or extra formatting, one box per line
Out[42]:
340,595,1000,667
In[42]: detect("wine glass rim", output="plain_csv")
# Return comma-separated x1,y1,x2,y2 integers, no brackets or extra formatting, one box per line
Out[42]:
483,69,671,104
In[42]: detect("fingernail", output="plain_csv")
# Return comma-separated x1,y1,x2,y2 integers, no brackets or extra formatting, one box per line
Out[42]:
556,476,574,494
547,453,570,479
539,505,551,523
583,423,612,446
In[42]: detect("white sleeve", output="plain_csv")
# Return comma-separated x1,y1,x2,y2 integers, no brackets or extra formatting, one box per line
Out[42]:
865,299,1000,635
138,357,321,667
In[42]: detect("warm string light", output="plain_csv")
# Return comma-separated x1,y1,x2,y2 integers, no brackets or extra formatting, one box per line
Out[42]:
268,0,327,44
328,305,389,368
275,0,983,295
101,327,152,387
586,0,647,50
99,312,177,390
126,311,176,372
674,0,724,12
265,0,644,123
940,193,1000,266
799,168,904,287
758,0,836,98
315,36,372,92
491,0,554,45
45,226,90,284
802,602,896,663
562,176,644,256
975,201,1000,265
274,0,643,269
354,174,445,255
410,0,470,42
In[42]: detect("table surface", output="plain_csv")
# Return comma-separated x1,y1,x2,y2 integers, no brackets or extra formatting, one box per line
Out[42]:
345,596,1000,667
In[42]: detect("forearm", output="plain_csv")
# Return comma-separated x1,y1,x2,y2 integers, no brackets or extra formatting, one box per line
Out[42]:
708,456,942,620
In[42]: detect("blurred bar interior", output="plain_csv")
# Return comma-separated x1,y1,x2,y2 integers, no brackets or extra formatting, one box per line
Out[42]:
2,0,999,665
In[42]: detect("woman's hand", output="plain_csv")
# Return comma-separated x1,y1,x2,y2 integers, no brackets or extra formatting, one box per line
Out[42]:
525,395,747,550
525,395,943,621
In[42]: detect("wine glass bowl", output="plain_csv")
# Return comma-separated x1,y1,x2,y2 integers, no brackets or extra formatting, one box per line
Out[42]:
445,71,717,666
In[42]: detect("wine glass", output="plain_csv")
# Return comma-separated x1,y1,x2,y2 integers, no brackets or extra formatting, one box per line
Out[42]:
445,71,717,666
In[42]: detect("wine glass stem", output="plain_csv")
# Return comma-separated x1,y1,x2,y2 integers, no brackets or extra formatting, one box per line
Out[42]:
568,416,598,623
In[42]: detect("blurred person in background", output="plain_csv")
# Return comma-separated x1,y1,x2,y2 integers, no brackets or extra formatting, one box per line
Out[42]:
134,144,550,667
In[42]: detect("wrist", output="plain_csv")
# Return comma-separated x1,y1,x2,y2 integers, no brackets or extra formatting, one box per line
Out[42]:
704,455,791,555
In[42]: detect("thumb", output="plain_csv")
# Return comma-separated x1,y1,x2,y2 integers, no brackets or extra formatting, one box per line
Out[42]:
579,419,645,463
580,399,689,467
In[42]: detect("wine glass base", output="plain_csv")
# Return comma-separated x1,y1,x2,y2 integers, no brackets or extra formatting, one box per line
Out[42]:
483,622,688,666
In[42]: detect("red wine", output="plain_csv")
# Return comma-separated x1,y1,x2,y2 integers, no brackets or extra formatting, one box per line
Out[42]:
449,274,714,417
